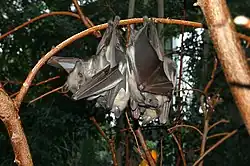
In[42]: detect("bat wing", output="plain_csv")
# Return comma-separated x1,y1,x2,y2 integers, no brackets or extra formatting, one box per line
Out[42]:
72,65,123,100
47,56,81,73
131,18,176,95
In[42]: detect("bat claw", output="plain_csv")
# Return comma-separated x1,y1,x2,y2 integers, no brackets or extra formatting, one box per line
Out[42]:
143,16,153,24
62,83,70,93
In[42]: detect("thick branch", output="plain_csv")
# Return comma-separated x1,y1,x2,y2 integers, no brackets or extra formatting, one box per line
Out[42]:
198,0,250,134
0,88,33,166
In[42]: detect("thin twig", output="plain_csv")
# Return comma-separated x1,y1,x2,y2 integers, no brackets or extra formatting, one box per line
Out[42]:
208,119,229,131
2,76,60,89
198,56,219,166
193,129,237,166
207,132,229,139
35,76,60,86
198,119,209,166
160,137,163,166
125,134,130,166
10,91,20,98
135,129,156,166
72,0,101,37
90,116,109,140
1,76,60,86
0,12,80,40
203,57,218,94
8,76,60,98
90,116,118,166
28,86,63,104
125,111,143,159
168,124,203,136
171,133,187,166
109,137,118,166
175,2,187,163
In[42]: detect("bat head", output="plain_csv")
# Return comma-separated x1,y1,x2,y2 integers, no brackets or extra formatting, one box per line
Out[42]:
63,60,86,93
141,92,159,107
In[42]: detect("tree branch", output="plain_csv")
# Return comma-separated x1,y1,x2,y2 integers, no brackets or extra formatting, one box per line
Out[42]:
135,128,156,166
197,0,250,134
0,12,80,40
168,124,203,136
28,86,63,104
193,129,237,166
72,0,101,37
90,116,118,166
0,86,33,166
208,119,229,131
171,133,187,166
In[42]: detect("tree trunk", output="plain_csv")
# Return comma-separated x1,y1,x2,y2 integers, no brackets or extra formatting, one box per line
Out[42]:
157,0,165,47
128,0,135,18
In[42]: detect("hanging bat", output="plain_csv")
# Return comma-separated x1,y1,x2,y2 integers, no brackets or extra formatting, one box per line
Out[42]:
126,17,176,124
47,16,129,117
47,16,124,95
72,16,130,118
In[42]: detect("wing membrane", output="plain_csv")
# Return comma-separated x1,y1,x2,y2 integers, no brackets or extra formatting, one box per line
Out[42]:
47,56,81,73
72,65,123,100
132,20,176,95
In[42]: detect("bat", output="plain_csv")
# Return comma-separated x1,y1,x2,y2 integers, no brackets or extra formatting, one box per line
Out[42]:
47,16,129,118
71,16,130,118
47,16,125,96
126,17,176,124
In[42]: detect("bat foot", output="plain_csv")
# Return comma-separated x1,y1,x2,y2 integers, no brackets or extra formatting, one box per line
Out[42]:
111,106,122,118
71,94,78,101
62,83,70,93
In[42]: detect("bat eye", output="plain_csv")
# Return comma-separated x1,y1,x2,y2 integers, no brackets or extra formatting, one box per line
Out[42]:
138,84,144,90
78,73,83,78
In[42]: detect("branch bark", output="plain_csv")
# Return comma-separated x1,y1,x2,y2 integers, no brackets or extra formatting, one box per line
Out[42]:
193,129,237,166
0,87,33,166
197,0,250,134
128,0,135,18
